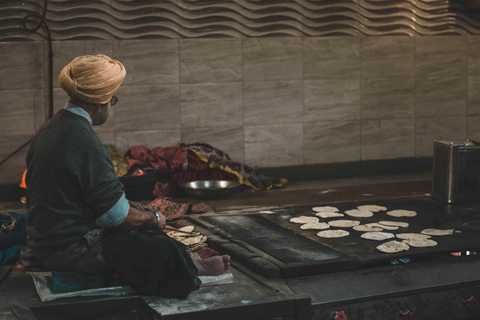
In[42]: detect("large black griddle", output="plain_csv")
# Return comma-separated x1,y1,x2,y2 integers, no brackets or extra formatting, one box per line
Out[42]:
198,197,480,278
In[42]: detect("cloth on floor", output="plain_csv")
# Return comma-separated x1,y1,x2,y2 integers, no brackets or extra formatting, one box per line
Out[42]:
178,142,288,191
0,212,27,264
120,143,287,198
145,197,213,221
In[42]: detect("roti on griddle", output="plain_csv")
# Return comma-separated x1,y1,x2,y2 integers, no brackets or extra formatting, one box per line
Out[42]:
327,220,360,228
396,233,431,240
357,205,387,212
290,216,319,224
387,209,417,217
366,222,398,230
344,209,374,218
403,239,438,248
376,240,410,253
353,224,384,232
378,221,409,228
312,206,339,212
300,222,330,230
317,229,350,238
421,228,454,236
315,211,344,218
361,231,395,241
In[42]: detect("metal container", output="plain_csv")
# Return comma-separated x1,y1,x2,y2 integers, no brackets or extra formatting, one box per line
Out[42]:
432,140,480,203
180,180,241,200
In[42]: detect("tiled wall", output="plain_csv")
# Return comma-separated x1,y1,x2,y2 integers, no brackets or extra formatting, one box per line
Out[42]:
1,35,480,185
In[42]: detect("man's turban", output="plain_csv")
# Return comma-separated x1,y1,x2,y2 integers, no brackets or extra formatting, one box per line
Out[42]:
58,54,126,104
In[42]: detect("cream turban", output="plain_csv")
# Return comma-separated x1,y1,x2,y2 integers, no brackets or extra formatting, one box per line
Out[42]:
58,54,126,104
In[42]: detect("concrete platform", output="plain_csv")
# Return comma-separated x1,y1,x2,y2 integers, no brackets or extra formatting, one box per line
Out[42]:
6,172,468,320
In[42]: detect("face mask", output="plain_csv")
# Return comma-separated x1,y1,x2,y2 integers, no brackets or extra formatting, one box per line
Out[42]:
92,102,111,126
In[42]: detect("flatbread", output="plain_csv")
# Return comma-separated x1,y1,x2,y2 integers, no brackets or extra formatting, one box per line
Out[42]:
361,232,395,241
403,239,438,247
357,205,387,212
315,212,345,219
179,226,195,233
317,229,350,238
290,216,319,224
312,206,339,213
366,222,398,230
387,209,417,217
300,222,330,230
421,228,454,236
177,235,207,247
328,220,360,228
396,233,431,240
376,240,410,253
378,221,409,228
353,224,384,232
344,209,374,218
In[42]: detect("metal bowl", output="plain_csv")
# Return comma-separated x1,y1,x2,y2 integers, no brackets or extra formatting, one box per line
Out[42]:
180,180,241,200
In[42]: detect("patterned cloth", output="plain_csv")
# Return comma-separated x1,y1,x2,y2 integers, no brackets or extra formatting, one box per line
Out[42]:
122,142,287,198
145,197,213,221
0,212,27,264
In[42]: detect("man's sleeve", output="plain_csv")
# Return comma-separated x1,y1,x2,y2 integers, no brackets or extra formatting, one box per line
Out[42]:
95,192,130,227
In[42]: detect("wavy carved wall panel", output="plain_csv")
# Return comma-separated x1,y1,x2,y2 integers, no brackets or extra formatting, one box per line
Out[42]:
1,0,480,41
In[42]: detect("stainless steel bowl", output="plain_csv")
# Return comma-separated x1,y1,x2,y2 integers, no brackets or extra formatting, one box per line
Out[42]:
180,180,241,200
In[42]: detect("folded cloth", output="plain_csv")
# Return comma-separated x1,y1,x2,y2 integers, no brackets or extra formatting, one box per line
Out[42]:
145,197,213,221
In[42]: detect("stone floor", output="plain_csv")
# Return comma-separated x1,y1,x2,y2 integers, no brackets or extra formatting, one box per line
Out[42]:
0,172,437,320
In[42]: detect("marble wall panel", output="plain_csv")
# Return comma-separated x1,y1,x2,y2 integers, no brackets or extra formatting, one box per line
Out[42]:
415,76,467,117
115,129,181,151
180,83,243,128
304,79,360,122
467,115,480,141
361,77,415,120
415,116,467,157
51,41,113,91
0,42,44,91
304,121,360,164
303,37,360,79
181,126,244,163
468,76,480,115
242,38,302,81
469,36,480,75
179,39,242,84
416,36,467,78
114,40,178,86
244,124,304,167
243,81,303,125
361,119,415,160
360,37,415,78
114,85,180,132
1,90,44,136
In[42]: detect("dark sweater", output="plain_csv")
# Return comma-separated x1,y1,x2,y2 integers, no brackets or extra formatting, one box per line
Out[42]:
25,110,124,254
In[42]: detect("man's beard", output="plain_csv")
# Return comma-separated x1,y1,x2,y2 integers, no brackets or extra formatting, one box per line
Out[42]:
92,102,111,126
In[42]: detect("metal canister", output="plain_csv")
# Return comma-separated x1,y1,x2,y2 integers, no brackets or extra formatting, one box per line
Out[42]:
432,140,480,203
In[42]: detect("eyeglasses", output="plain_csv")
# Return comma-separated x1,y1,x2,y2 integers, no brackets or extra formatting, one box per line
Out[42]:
111,96,118,106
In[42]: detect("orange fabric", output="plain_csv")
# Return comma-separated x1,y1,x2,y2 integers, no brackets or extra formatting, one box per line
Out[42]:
19,169,27,189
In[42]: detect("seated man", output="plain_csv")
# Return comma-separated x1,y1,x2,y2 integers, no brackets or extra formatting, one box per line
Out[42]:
25,54,229,298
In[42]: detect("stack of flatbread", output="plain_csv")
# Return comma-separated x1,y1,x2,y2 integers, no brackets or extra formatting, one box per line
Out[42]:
166,226,208,250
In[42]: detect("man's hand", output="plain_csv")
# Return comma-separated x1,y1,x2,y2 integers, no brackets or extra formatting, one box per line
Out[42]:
147,209,166,231
128,200,147,211
119,204,166,231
